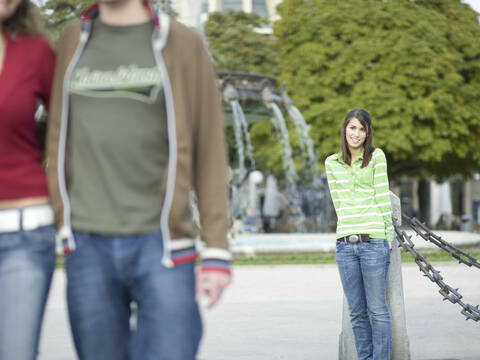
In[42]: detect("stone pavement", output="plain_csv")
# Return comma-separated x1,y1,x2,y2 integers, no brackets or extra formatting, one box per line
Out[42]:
39,262,480,360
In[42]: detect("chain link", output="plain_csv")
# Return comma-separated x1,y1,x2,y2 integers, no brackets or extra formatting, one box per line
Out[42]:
402,215,480,269
395,215,480,322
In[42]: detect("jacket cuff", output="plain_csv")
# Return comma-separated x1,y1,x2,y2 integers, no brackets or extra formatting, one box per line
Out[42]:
201,248,232,275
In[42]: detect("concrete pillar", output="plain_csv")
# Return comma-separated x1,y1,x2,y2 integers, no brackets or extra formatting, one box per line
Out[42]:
265,0,282,20
208,0,222,12
464,181,472,215
339,192,411,360
430,180,440,226
243,0,252,13
412,180,419,212
177,0,195,27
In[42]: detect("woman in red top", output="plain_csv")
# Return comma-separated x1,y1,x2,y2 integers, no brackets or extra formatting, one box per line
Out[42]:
0,0,56,358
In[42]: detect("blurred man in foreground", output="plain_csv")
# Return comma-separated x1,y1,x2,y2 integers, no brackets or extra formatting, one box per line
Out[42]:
46,0,231,358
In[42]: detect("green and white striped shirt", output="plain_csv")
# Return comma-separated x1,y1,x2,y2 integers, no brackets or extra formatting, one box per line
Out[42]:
325,148,394,242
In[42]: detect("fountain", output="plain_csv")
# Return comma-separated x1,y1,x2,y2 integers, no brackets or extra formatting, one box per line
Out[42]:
218,72,331,234
165,0,330,234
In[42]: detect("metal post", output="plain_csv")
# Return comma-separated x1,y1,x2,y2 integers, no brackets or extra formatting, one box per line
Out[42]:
338,192,411,360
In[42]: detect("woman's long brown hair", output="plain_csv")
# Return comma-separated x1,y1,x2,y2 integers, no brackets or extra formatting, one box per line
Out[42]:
340,108,375,167
3,1,44,37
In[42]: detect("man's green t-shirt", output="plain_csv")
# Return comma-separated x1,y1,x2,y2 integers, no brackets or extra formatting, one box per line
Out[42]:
69,19,168,235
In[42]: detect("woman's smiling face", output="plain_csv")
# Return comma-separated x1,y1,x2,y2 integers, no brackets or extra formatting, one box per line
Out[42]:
345,117,367,150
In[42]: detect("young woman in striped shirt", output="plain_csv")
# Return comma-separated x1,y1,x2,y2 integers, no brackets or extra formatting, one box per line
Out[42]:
325,108,393,360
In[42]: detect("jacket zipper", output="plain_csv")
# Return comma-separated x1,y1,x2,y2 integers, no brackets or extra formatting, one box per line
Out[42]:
57,31,89,251
152,14,176,268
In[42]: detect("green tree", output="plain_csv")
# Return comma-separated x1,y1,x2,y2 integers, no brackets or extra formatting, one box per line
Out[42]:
204,10,279,76
274,0,480,180
205,10,290,178
40,0,88,41
40,0,176,42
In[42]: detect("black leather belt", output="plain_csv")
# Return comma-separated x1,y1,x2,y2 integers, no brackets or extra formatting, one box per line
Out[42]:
337,234,370,243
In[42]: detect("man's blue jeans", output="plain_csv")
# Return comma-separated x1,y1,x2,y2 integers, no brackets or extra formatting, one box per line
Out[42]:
0,225,56,360
66,230,202,360
335,238,392,360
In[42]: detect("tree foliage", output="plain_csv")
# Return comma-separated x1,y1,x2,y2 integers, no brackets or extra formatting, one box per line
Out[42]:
40,0,88,41
40,0,176,42
205,10,291,178
274,0,480,180
204,10,279,76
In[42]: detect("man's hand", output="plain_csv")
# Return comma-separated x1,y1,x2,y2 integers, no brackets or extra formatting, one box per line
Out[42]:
196,270,231,309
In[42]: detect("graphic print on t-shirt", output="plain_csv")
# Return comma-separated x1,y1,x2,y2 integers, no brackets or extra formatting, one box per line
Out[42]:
70,65,162,104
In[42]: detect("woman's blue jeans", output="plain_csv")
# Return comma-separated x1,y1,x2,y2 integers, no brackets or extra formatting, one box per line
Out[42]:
66,230,202,360
335,238,392,360
0,225,56,360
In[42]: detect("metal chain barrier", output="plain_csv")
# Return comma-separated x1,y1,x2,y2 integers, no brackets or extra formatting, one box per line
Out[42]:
395,214,480,322
402,215,480,269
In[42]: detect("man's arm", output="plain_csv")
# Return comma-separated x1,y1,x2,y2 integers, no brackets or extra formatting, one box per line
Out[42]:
46,22,81,234
191,31,231,306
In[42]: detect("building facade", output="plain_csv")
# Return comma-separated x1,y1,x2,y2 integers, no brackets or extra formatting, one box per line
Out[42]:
173,0,282,28
392,178,480,231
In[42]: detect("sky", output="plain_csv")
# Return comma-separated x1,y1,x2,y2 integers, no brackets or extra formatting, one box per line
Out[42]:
463,0,480,13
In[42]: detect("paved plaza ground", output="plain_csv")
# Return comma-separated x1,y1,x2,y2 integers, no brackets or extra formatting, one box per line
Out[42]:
39,262,480,360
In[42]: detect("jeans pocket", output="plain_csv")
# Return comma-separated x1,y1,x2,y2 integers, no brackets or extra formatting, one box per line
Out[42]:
367,238,388,256
369,238,386,245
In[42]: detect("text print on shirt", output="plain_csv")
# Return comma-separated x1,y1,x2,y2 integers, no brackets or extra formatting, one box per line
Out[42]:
70,65,162,103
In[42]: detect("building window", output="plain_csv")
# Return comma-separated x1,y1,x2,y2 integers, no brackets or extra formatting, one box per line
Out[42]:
253,0,269,17
223,0,243,11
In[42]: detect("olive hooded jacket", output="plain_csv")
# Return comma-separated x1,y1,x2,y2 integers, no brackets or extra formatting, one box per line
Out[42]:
46,3,231,273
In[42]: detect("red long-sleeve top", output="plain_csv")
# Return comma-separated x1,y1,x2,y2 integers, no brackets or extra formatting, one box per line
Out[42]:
0,33,55,201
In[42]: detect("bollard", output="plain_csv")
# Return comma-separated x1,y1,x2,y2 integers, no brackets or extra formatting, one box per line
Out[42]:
338,192,411,360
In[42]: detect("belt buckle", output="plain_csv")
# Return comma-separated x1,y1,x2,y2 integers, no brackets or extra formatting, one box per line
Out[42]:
348,234,359,243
